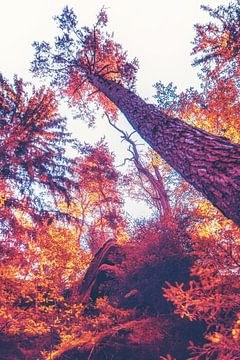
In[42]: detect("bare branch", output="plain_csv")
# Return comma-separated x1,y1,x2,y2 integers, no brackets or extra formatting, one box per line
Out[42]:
88,89,100,97
116,157,133,167
105,112,172,220
97,63,111,75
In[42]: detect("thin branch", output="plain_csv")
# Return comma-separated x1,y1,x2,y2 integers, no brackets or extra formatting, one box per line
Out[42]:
97,63,110,75
84,54,93,73
88,345,95,360
129,130,137,137
72,26,85,45
72,78,88,97
116,157,133,167
88,89,100,97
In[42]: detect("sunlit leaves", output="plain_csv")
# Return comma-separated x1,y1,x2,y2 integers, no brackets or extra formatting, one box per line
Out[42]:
163,200,240,359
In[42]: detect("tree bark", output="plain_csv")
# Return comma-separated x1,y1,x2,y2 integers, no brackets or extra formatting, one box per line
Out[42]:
89,74,240,226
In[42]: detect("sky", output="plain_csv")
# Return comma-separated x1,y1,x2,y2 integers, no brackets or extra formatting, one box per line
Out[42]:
0,0,229,217
1,0,227,91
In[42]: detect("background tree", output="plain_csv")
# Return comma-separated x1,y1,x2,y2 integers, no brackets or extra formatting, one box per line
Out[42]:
0,74,76,242
192,2,240,81
60,141,128,254
0,74,128,357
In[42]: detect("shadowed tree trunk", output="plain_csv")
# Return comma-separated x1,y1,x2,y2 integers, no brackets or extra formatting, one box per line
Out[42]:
89,74,240,226
78,239,121,303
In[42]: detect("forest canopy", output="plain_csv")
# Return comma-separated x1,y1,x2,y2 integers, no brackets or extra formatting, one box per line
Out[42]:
0,1,239,359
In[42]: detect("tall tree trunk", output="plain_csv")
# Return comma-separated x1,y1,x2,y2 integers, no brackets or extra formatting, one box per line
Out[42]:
89,74,240,226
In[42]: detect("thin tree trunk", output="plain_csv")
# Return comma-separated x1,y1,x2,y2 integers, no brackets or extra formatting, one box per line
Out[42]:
106,114,172,220
89,74,240,226
133,158,172,221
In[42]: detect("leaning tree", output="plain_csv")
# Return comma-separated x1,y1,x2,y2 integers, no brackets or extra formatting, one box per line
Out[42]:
32,5,240,226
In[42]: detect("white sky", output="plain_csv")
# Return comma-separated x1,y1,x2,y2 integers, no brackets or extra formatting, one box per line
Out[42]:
0,0,229,218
